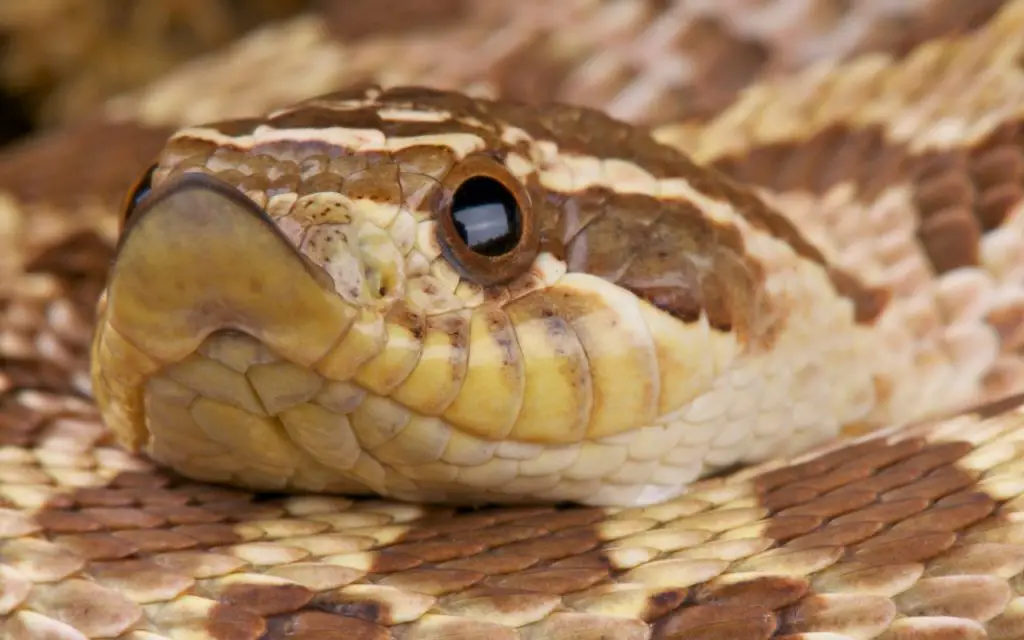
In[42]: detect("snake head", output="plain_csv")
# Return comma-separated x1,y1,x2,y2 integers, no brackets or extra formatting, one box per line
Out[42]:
90,86,880,506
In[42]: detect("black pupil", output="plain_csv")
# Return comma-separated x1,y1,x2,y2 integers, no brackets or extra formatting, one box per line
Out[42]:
450,176,522,256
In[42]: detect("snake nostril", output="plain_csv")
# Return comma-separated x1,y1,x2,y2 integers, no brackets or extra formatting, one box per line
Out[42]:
365,266,398,300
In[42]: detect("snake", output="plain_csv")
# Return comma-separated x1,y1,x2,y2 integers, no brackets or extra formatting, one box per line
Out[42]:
7,2,1024,638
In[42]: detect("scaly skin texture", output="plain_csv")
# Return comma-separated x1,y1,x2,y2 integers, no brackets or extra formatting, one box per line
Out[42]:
91,85,896,507
7,1,1024,639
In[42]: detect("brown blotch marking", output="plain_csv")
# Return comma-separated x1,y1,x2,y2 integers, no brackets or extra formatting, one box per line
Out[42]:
693,575,809,610
785,520,885,549
341,162,402,207
143,503,229,525
264,610,387,640
54,532,141,560
757,514,824,542
268,106,386,132
304,549,412,577
169,524,244,547
526,110,890,326
79,506,166,530
561,188,672,280
388,538,489,563
439,585,560,614
892,494,995,532
543,548,617,570
207,118,265,138
205,602,267,640
626,196,768,337
377,86,497,125
328,154,381,181
70,487,138,507
881,465,981,504
777,488,879,520
972,389,1024,418
34,510,104,533
559,188,767,334
307,591,390,626
642,589,690,621
777,593,896,638
377,118,501,147
490,100,684,177
218,581,316,617
378,567,485,596
653,603,778,639
298,171,345,196
484,566,607,594
439,552,539,575
711,117,1024,277
496,529,602,563
113,528,199,553
852,529,960,565
828,268,892,324
831,497,930,527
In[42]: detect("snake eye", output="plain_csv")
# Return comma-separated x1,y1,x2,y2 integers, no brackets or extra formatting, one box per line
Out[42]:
121,163,158,229
450,176,522,256
438,154,538,286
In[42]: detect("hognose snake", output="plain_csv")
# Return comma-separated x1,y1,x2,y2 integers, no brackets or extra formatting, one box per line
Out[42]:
7,2,1024,638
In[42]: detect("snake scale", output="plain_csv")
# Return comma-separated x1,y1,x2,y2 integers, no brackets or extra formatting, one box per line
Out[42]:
7,1,1024,638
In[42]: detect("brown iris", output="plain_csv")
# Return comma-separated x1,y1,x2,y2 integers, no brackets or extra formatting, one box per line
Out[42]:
437,153,538,286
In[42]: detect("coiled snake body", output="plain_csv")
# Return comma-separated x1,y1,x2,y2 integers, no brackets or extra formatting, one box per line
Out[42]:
8,3,1024,639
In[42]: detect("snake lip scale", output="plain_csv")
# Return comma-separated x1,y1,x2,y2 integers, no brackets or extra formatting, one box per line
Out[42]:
8,2,1024,638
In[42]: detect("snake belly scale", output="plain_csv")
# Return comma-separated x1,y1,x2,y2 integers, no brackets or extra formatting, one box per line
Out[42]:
8,1,1024,639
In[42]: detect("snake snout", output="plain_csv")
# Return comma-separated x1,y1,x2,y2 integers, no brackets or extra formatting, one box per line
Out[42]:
90,174,362,455
103,174,358,365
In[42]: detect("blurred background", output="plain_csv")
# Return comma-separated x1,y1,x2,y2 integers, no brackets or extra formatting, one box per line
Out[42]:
0,0,1008,150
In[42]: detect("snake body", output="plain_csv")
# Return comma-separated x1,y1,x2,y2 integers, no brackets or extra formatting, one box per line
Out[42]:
8,2,1024,638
